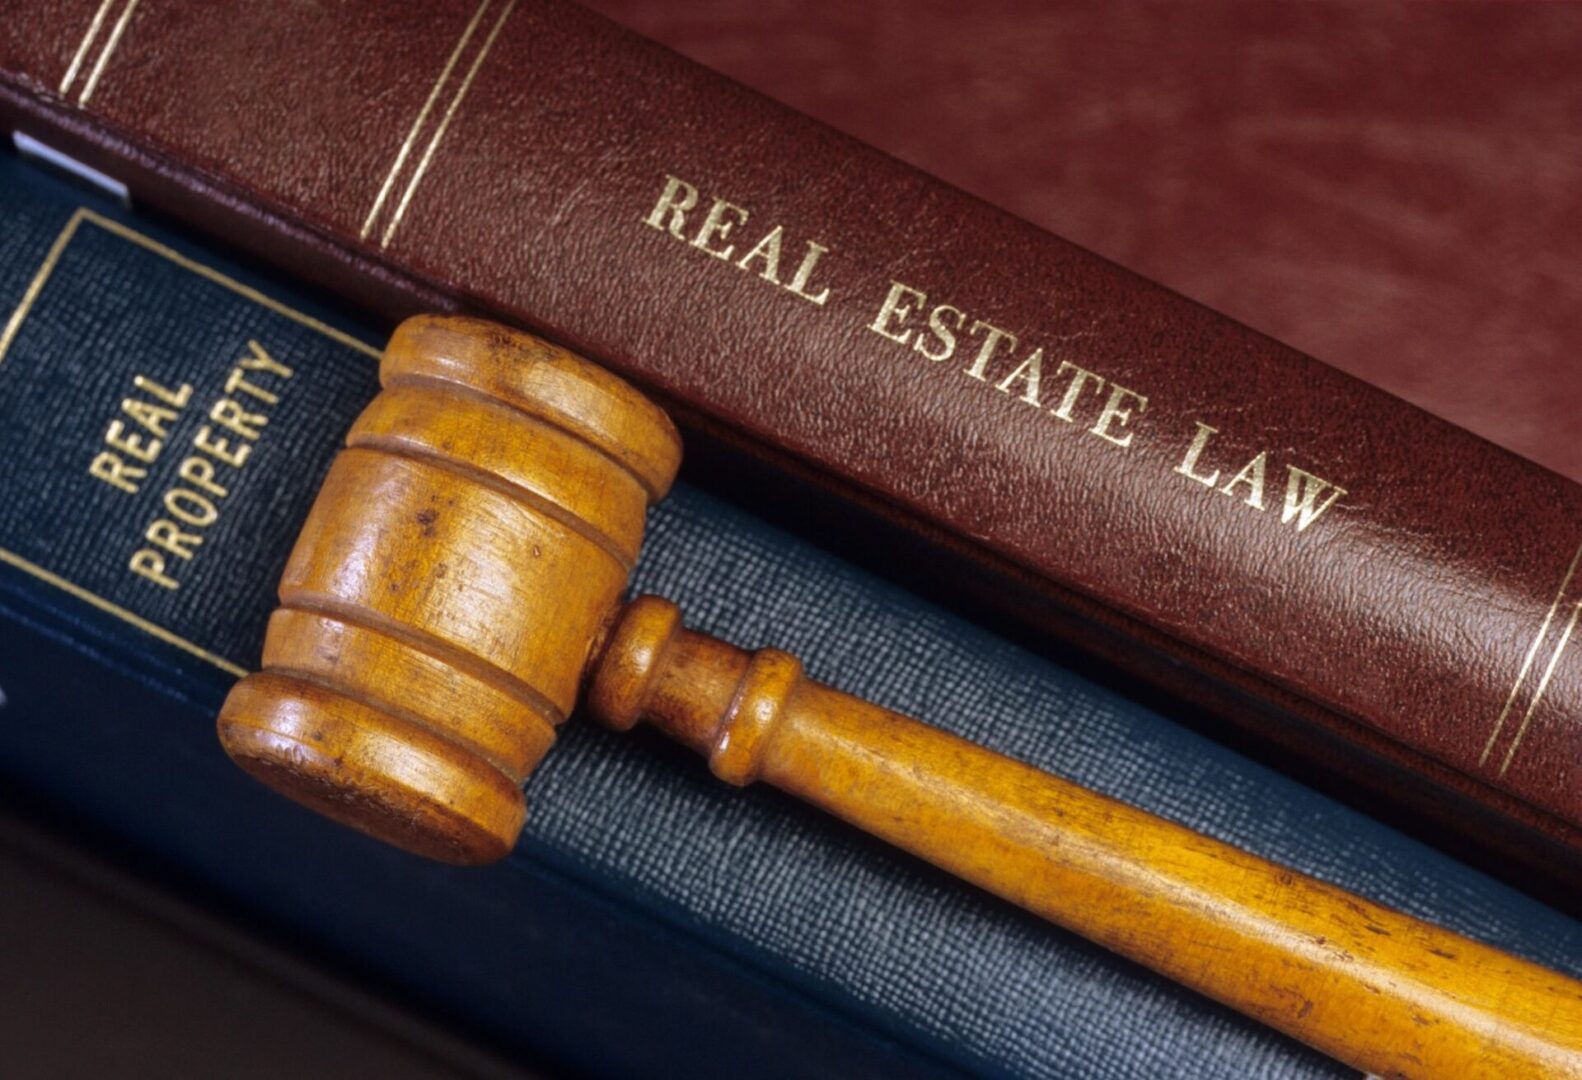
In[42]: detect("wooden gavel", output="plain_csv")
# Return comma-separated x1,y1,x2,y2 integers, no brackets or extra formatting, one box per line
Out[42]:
218,315,1582,1078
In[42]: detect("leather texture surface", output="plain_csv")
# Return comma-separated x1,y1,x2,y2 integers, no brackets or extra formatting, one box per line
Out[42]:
9,154,1582,1080
9,150,1582,1080
1,0,1580,912
587,0,1582,487
3,150,1582,1080
0,154,956,1080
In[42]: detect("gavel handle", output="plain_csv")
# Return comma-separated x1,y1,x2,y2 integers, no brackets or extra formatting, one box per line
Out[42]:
589,597,1582,1079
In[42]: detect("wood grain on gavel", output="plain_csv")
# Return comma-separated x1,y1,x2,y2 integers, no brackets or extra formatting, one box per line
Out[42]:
218,315,1582,1079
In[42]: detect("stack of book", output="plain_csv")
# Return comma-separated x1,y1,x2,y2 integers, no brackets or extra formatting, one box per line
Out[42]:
1,2,1578,1075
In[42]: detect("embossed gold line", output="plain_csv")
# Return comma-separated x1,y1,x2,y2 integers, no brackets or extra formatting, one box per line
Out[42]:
4,209,376,367
0,210,86,367
359,0,494,241
0,547,248,677
1480,540,1582,765
1499,600,1582,777
79,211,381,357
77,0,141,105
0,209,383,680
380,0,517,250
59,0,119,95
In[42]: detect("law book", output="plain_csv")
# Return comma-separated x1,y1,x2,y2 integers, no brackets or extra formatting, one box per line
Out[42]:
3,0,1578,890
0,152,949,1080
596,0,1582,488
6,149,1582,1078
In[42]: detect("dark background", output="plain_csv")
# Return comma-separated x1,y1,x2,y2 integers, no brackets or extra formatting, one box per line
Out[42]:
0,807,531,1080
6,2,1578,1076
587,0,1582,484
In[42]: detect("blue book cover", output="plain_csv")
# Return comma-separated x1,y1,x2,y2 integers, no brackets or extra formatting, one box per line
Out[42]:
1,148,1578,1078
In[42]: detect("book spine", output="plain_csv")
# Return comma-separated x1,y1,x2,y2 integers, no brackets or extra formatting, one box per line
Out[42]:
0,151,957,1080
1,1,1579,864
7,149,1582,1080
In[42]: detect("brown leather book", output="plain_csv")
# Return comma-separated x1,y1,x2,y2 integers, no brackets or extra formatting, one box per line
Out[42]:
596,0,1582,488
2,0,1579,886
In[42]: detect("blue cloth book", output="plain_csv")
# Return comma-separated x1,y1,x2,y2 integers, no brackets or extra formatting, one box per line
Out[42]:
1,148,1578,1078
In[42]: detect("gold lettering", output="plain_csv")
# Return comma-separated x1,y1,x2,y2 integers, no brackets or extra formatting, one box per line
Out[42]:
644,175,699,238
89,451,145,494
145,518,201,560
193,425,251,468
129,549,179,590
854,276,1348,538
1089,384,1148,448
208,398,267,440
240,340,293,378
736,225,784,283
122,397,179,439
1050,361,1105,422
164,487,218,527
914,304,965,362
1174,422,1222,487
691,197,748,260
177,455,228,498
995,348,1044,406
1281,467,1346,531
224,366,279,405
113,342,298,591
131,374,192,408
1219,451,1268,508
104,419,161,463
870,282,926,346
93,375,193,495
962,321,1016,381
784,241,832,306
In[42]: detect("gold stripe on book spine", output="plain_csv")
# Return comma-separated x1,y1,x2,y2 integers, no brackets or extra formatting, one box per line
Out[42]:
379,0,517,250
58,0,141,106
57,0,117,97
358,0,494,241
1,209,379,366
1500,600,1582,777
76,0,140,105
1480,539,1582,774
0,210,84,367
0,546,247,677
358,0,518,249
0,206,378,678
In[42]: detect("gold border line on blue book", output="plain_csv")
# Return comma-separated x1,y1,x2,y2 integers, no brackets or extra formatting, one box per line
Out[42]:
0,207,379,678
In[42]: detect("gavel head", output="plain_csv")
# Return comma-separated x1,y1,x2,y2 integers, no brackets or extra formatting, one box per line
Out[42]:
216,316,681,864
